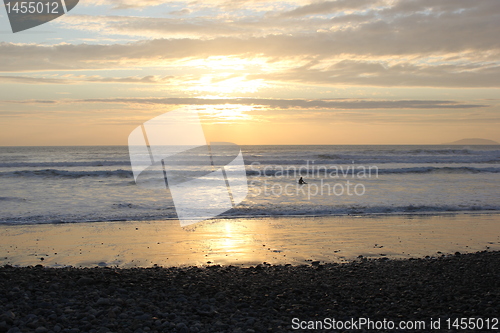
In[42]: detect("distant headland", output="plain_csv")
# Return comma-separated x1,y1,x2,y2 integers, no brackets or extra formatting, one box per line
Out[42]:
443,138,499,145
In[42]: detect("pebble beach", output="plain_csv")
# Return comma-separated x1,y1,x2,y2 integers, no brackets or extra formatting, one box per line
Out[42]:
0,251,499,333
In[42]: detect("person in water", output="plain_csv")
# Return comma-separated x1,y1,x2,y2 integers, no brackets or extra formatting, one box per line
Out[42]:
298,177,307,184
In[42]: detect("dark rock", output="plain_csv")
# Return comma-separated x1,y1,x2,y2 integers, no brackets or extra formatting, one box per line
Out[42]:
76,277,94,286
6,328,20,333
176,322,189,333
0,321,10,332
0,251,497,332
95,298,111,306
0,312,15,322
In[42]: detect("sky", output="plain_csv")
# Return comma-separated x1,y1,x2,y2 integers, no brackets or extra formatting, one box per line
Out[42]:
0,0,499,145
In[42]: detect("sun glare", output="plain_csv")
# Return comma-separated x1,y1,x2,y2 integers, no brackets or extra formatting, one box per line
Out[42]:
199,104,256,122
189,75,266,95
177,56,270,96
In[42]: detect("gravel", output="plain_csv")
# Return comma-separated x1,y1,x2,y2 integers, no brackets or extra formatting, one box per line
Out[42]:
0,251,498,332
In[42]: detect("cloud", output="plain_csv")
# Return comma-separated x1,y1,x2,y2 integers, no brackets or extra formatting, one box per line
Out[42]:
169,9,191,16
0,76,73,84
84,0,308,11
53,0,500,54
2,97,487,110
280,0,388,17
248,60,500,88
1,0,499,89
0,75,175,85
84,0,174,10
0,35,497,67
2,53,499,88
58,15,248,38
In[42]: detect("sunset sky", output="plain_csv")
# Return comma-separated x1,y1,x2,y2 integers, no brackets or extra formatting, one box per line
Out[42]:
0,0,499,145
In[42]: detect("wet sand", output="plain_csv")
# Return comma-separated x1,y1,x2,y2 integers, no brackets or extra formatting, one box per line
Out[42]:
1,213,499,268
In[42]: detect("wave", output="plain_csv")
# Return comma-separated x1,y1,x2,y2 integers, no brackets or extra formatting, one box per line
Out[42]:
246,157,500,165
224,204,500,217
0,161,130,168
0,169,133,178
1,204,498,225
350,148,476,155
316,147,500,156
1,151,499,171
0,196,26,202
245,148,500,165
2,165,500,179
379,166,500,174
246,166,500,177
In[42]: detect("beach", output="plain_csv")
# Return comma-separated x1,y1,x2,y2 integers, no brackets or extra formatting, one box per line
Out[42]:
1,215,499,332
1,214,499,268
1,145,499,331
1,251,499,332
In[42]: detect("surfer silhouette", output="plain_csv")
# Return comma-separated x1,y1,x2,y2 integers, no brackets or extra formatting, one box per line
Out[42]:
298,177,307,185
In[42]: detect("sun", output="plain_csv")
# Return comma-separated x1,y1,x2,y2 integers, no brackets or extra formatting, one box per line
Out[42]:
188,75,266,95
179,56,270,96
198,104,256,123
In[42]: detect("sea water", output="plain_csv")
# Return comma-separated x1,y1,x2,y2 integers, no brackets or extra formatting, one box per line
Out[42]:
0,145,499,225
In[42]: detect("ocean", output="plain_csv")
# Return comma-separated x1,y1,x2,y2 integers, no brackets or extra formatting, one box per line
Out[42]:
0,145,499,225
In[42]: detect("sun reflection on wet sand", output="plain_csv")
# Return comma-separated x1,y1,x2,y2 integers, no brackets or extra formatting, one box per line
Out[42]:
0,214,499,268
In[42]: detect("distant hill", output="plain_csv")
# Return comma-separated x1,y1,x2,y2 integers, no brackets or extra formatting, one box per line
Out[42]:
444,138,499,145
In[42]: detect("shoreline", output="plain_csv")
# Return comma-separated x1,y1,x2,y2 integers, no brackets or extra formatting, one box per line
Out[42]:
2,209,499,225
1,213,499,268
1,251,499,332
